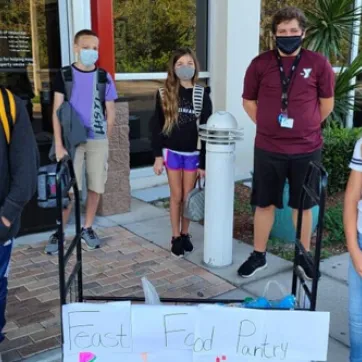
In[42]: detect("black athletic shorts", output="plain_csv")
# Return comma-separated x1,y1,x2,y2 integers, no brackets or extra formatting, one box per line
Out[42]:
251,147,322,210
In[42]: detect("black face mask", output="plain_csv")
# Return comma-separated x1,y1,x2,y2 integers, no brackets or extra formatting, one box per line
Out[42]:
275,36,303,55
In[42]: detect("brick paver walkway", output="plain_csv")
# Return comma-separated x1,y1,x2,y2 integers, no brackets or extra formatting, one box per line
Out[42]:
0,226,235,361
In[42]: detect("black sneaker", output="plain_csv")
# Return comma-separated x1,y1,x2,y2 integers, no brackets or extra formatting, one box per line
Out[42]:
237,251,267,277
297,252,321,281
181,233,194,253
171,236,184,258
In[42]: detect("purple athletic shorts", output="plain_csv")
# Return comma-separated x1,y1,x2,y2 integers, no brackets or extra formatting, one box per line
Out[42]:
163,149,199,171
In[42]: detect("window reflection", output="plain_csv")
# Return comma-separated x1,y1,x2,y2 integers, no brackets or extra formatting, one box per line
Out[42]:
113,0,208,73
116,80,163,168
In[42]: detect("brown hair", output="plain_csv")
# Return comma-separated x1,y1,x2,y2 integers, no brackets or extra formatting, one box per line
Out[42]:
271,6,307,34
74,29,98,44
161,47,200,135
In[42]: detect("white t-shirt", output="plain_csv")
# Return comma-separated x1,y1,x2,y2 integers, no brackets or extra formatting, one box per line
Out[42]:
349,138,362,233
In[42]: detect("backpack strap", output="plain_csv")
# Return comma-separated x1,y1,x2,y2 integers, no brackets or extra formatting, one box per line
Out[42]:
193,85,204,151
0,87,16,145
193,84,204,119
158,87,165,101
61,66,73,101
97,68,108,104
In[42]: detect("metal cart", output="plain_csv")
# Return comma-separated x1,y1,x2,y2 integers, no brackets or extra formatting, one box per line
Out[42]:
56,157,328,345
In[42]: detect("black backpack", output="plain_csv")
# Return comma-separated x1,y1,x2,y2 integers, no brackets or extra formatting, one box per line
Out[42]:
61,66,108,113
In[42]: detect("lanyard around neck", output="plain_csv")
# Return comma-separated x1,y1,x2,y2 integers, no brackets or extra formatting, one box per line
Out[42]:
275,49,302,112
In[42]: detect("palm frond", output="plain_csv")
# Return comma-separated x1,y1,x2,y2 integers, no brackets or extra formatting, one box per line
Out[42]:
328,54,362,125
304,0,362,60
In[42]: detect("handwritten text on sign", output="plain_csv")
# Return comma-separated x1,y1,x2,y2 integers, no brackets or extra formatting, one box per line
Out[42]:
194,305,329,361
62,303,330,361
63,302,132,357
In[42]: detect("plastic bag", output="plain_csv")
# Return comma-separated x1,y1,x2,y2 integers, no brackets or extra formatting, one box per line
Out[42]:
263,280,287,298
243,280,295,310
141,277,161,305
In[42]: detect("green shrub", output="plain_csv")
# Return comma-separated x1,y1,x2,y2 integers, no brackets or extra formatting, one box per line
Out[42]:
323,203,344,245
322,124,362,194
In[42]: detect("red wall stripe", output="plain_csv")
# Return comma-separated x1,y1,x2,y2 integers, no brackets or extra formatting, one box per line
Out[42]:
90,0,116,79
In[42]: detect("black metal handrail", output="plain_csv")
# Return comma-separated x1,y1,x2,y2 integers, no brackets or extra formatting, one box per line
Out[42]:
56,156,83,344
291,161,328,311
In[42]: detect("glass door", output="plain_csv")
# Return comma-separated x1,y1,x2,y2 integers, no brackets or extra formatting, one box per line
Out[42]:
0,0,70,135
0,0,71,235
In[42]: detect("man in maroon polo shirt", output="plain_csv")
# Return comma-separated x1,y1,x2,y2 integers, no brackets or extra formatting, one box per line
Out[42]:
238,6,335,279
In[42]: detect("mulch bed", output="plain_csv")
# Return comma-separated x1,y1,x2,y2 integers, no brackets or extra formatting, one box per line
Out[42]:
233,184,254,243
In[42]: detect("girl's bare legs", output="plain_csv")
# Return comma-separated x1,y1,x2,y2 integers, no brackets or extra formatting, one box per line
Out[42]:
166,169,183,237
181,170,198,234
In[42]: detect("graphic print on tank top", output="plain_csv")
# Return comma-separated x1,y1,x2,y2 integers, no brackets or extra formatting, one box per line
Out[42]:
177,96,196,126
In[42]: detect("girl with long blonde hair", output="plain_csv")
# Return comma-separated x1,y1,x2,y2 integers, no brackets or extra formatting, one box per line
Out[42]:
150,47,212,257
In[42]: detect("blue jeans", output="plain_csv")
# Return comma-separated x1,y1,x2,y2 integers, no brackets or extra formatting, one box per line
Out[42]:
349,232,362,362
0,239,13,343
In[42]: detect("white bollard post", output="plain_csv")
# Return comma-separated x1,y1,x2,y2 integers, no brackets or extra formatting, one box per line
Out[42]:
199,111,243,268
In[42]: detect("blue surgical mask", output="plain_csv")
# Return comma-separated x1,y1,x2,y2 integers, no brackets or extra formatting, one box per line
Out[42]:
79,49,98,67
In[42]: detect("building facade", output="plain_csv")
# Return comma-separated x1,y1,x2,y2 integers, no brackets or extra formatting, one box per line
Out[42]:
0,0,259,173
5,0,347,232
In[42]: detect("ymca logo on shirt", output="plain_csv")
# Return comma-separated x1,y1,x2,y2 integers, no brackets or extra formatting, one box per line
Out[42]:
301,68,312,79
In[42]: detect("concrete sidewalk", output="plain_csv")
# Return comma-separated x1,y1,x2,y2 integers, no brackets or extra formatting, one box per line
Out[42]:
12,198,350,361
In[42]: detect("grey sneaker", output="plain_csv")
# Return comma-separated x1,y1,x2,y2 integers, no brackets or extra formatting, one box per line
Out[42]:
81,227,101,250
45,232,64,255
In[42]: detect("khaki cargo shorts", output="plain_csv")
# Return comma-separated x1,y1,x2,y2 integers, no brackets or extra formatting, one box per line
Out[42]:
73,138,109,194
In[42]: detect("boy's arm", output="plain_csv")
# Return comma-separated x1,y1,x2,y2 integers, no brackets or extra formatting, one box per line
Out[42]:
106,100,116,137
318,58,335,122
52,70,67,159
105,74,118,137
53,91,65,147
242,59,259,124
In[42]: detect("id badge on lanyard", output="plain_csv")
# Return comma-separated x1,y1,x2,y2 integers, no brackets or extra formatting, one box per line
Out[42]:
276,50,302,129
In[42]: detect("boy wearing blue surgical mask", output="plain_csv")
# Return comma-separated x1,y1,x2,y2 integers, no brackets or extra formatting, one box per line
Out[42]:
45,29,118,255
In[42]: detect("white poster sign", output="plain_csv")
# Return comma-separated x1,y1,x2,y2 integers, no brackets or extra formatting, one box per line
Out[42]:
62,303,330,362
